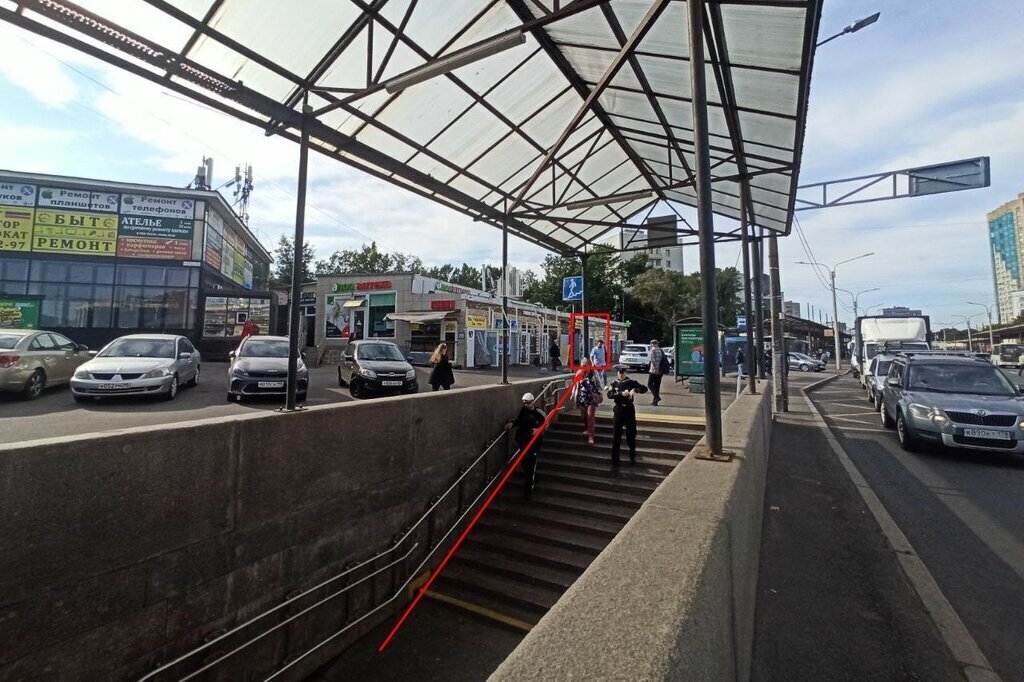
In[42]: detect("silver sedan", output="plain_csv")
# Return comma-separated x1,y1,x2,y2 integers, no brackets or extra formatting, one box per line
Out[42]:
0,329,93,399
70,334,200,402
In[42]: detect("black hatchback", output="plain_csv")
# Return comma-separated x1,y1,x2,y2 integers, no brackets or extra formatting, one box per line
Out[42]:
337,340,418,399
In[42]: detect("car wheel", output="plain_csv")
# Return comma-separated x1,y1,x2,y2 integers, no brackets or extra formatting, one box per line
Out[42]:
349,378,365,399
23,369,45,400
164,375,179,401
188,365,200,387
873,392,882,411
896,411,919,451
867,389,875,405
337,368,347,387
880,402,895,429
799,364,809,372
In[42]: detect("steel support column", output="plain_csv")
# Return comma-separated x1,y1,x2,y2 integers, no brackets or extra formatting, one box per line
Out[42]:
581,252,590,363
752,228,766,379
741,217,756,395
688,0,723,455
286,93,310,411
768,233,787,411
501,203,509,385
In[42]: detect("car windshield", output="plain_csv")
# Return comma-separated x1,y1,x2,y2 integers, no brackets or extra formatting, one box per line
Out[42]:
240,339,289,358
99,338,175,359
0,334,22,350
357,343,405,361
624,345,648,353
907,363,1016,397
874,359,893,376
792,353,812,360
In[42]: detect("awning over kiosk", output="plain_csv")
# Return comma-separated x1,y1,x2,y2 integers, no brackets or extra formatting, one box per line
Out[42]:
386,311,454,324
342,299,366,308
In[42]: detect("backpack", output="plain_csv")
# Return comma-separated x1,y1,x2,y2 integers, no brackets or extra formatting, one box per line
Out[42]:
658,351,671,374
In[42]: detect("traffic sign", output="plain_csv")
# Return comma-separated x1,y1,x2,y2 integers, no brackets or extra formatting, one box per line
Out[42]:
562,276,583,302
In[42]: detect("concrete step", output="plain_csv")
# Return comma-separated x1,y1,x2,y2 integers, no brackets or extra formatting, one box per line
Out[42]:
453,545,583,593
466,529,594,574
478,516,607,555
543,443,682,473
525,490,638,524
540,458,668,485
535,480,647,509
547,426,698,451
490,499,624,540
558,413,705,437
537,469,659,497
435,562,560,617
544,434,688,461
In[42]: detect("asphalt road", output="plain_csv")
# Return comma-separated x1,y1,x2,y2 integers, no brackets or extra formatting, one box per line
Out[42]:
808,374,1024,681
0,363,556,445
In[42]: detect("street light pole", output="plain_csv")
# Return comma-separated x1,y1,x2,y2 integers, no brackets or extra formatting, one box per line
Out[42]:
816,12,881,47
796,252,874,371
966,301,995,353
953,314,975,351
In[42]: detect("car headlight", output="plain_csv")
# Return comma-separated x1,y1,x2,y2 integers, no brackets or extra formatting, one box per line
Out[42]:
907,403,932,419
359,367,377,379
143,368,172,379
74,368,90,379
405,369,416,380
232,367,249,378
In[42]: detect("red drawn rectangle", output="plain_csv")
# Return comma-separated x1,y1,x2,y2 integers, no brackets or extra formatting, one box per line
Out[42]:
569,312,612,371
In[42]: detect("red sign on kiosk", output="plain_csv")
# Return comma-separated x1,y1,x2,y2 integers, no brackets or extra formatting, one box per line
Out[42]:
356,280,392,291
431,299,456,311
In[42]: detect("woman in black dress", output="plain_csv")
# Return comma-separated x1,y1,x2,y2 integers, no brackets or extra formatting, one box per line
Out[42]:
429,342,455,391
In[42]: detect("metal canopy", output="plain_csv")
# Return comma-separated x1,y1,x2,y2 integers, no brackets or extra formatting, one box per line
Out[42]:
0,0,820,255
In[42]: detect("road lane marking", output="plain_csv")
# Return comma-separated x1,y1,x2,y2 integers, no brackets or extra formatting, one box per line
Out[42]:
802,385,1002,681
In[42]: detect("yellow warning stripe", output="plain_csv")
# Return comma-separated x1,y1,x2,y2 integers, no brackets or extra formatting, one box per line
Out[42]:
634,414,706,427
424,590,535,633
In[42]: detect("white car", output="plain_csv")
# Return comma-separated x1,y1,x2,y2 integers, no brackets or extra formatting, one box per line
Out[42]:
70,334,200,402
619,344,652,372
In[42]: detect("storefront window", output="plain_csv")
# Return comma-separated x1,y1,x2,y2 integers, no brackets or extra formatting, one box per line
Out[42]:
368,293,396,338
202,295,271,337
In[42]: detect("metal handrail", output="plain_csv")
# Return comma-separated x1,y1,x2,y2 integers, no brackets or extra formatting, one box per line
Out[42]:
140,376,566,680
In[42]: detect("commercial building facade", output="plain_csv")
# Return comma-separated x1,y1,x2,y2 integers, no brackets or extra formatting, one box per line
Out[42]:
881,306,923,317
0,170,273,356
987,193,1024,323
300,273,627,368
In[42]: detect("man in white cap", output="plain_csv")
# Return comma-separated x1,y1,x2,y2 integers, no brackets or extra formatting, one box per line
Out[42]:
505,392,547,499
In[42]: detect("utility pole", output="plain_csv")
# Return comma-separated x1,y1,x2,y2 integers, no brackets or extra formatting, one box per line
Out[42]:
769,234,786,411
966,301,995,353
797,252,874,371
953,314,975,352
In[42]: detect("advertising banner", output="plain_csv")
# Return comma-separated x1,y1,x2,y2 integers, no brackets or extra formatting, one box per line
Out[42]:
37,186,119,213
120,193,194,219
243,260,254,289
325,294,354,339
466,314,487,329
32,209,118,256
0,297,41,329
231,253,245,285
116,214,193,260
205,214,223,269
674,323,706,377
0,205,33,252
221,244,234,278
0,182,36,207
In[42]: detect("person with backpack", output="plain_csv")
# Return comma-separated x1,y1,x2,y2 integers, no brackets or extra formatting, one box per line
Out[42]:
736,346,746,377
505,392,547,499
428,342,455,391
647,339,668,406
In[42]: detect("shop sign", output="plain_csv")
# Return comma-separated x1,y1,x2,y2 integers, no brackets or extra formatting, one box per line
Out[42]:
37,187,119,213
221,245,235,278
431,299,456,311
117,215,194,260
300,291,317,301
204,224,223,269
495,319,519,330
0,297,40,329
444,321,458,334
120,193,194,219
0,205,33,252
244,261,254,289
331,280,392,293
32,209,117,256
117,237,192,260
0,182,36,207
231,253,246,285
466,314,487,329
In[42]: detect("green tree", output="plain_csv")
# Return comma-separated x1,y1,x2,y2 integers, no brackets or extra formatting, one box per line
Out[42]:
272,235,316,286
630,267,745,340
314,241,423,276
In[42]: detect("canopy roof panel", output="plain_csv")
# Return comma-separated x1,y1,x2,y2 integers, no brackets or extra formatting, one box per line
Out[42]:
1,0,821,255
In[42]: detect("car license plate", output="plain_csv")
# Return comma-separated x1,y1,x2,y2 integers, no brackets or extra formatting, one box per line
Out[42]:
97,383,129,390
258,381,285,388
381,380,402,387
963,428,1011,440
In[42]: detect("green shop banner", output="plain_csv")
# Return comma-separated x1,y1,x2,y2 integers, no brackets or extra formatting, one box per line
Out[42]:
0,297,41,329
674,323,706,377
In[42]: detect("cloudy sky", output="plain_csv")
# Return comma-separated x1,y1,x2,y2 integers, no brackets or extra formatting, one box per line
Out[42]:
1,0,1021,330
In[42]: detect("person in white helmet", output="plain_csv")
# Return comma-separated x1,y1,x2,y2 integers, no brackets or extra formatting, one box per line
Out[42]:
505,391,547,499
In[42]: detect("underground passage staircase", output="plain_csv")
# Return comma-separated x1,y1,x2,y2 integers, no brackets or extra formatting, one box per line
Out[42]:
425,411,704,630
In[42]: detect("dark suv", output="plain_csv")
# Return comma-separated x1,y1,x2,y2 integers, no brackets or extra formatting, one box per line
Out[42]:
337,340,418,399
880,352,1024,453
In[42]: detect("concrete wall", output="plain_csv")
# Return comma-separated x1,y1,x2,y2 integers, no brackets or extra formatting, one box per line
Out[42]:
0,378,550,681
491,388,772,682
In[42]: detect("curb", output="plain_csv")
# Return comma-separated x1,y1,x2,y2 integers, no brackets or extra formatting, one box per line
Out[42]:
803,370,849,394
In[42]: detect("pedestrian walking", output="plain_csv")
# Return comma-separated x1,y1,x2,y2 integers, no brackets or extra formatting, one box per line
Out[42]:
574,358,601,445
608,365,648,469
764,347,772,375
1017,351,1024,376
589,339,608,387
240,318,256,340
428,343,454,391
549,335,561,371
736,347,746,377
647,339,667,406
505,392,547,498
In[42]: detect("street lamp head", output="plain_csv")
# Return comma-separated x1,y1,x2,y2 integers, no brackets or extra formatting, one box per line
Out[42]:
847,12,881,34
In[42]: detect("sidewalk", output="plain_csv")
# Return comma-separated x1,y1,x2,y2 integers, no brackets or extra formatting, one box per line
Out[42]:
751,386,962,680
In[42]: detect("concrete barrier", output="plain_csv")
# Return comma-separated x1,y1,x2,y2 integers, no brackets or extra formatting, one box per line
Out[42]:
0,378,552,681
491,388,772,681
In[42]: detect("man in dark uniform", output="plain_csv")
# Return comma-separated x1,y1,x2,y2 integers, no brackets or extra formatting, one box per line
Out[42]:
607,365,648,469
506,392,547,498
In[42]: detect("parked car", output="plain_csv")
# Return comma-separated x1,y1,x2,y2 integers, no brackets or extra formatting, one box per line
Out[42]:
70,334,200,402
880,352,1024,453
788,352,825,372
0,329,93,400
227,335,308,402
619,344,652,372
338,340,418,398
865,353,897,409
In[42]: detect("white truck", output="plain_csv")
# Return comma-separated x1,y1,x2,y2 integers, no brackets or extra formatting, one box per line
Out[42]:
853,315,931,388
